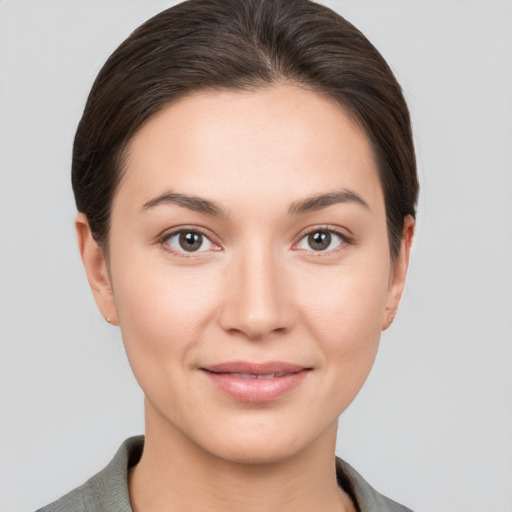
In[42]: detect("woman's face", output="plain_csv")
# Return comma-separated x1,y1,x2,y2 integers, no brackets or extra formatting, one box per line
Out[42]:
79,84,412,464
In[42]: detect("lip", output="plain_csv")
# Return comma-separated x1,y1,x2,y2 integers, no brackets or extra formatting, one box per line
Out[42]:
200,361,311,403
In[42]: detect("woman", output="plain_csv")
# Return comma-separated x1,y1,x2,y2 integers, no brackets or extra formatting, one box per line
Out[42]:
37,0,418,510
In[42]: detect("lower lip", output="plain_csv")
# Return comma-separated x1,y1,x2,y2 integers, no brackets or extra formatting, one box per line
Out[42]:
202,370,309,402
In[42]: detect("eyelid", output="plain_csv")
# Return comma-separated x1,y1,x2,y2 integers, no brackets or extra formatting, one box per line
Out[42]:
158,226,222,257
156,224,352,257
292,225,353,254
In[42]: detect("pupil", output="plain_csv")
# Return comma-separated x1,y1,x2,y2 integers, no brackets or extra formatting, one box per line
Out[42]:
309,231,331,251
179,232,202,252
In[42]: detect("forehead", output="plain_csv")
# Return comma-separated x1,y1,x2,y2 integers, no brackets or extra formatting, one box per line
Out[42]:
117,84,383,213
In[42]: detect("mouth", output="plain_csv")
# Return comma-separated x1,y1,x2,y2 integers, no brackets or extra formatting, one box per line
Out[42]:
220,372,289,379
200,361,311,402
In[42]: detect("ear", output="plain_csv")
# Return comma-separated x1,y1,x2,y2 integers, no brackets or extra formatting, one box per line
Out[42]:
75,213,119,325
382,215,415,331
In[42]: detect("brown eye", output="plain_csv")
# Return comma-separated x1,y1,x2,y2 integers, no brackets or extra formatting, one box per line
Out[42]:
164,230,216,254
296,229,345,253
179,231,203,252
308,231,331,251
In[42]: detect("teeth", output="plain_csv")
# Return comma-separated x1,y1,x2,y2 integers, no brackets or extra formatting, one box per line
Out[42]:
237,373,259,379
232,372,285,379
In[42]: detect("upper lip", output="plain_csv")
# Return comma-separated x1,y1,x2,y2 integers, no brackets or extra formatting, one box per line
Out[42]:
201,361,308,375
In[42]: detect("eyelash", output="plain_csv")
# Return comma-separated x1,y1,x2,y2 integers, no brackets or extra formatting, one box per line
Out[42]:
159,227,220,257
158,225,352,258
294,225,352,255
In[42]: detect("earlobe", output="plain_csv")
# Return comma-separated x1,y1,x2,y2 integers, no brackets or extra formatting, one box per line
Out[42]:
75,213,119,325
382,215,415,331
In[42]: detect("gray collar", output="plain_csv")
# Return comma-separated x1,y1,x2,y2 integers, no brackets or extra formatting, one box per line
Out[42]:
37,436,413,512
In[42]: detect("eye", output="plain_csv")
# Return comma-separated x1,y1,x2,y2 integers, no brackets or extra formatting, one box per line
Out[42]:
296,229,346,252
163,229,218,254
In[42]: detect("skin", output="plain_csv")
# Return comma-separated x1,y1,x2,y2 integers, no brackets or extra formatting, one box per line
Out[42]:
77,84,414,512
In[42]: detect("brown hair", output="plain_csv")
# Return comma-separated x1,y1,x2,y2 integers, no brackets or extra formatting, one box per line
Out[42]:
72,0,418,258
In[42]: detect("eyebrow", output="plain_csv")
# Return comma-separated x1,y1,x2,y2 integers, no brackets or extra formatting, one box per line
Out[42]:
141,192,229,218
141,188,369,217
287,190,369,215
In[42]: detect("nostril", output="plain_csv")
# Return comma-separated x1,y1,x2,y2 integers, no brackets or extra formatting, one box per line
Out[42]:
223,321,291,341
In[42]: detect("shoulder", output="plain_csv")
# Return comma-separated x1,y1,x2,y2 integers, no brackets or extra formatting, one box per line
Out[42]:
336,457,415,512
35,436,144,512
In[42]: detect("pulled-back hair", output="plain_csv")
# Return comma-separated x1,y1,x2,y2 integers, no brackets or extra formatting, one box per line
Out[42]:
72,0,418,258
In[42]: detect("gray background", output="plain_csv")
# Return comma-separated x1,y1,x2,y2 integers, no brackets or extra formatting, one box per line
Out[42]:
1,1,511,511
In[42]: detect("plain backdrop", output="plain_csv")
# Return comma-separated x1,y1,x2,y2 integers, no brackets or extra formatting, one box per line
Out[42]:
1,1,511,511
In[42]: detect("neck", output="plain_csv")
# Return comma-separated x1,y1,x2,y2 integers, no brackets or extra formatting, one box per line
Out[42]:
128,401,354,512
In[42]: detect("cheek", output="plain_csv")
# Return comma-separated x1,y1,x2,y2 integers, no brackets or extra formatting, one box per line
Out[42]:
294,259,390,392
109,250,221,371
304,279,385,416
296,262,390,339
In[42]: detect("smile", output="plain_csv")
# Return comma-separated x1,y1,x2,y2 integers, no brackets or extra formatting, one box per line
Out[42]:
200,362,311,403
229,372,288,379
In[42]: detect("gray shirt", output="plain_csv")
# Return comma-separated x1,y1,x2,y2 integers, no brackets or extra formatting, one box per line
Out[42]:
36,436,414,512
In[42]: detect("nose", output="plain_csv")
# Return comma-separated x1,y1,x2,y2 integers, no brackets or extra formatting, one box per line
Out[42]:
218,242,297,340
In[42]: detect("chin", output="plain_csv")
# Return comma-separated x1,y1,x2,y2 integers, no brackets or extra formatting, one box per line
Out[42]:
195,416,333,466
205,436,305,466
